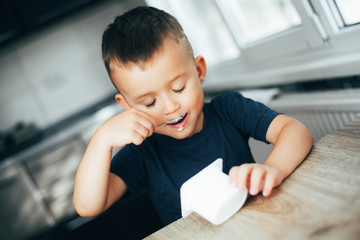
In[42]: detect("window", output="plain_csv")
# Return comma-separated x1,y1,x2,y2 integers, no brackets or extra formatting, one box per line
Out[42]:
328,0,360,28
145,0,240,66
147,0,325,65
145,0,360,88
216,0,302,45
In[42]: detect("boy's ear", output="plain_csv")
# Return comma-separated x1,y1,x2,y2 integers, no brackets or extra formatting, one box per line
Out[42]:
115,93,131,110
195,56,207,84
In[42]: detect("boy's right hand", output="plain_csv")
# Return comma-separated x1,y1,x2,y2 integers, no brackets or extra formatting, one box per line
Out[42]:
97,108,157,147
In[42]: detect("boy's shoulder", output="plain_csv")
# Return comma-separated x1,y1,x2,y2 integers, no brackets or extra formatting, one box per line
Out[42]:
207,91,245,109
207,90,276,120
209,91,243,104
205,91,247,120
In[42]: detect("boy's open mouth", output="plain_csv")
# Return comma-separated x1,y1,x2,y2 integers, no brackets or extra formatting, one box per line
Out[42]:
159,113,187,126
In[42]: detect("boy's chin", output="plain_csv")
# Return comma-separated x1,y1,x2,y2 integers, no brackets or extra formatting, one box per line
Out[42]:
156,128,193,139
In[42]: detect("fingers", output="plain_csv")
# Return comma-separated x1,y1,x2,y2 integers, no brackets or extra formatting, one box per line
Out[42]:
104,108,158,147
262,170,278,197
229,164,282,197
229,164,253,190
128,110,157,145
249,167,265,195
134,118,154,137
131,125,151,145
134,109,158,131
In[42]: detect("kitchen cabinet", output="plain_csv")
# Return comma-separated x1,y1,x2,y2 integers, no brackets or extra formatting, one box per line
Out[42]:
0,1,22,44
25,137,85,223
0,164,53,240
0,0,100,46
0,137,85,240
13,0,95,30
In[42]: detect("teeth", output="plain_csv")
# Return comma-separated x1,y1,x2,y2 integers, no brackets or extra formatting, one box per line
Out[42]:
160,114,186,126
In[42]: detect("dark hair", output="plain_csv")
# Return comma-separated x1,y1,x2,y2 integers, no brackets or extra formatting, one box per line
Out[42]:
102,6,193,87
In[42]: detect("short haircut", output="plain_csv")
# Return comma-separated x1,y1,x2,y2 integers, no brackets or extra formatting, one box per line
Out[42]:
102,6,193,87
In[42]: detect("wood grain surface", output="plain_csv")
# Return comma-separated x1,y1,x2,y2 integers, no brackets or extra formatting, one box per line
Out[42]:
145,118,360,240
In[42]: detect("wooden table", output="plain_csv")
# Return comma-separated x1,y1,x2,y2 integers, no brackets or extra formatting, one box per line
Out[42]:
145,118,360,240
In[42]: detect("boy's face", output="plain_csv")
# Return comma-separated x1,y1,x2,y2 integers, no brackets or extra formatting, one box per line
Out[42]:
111,40,206,139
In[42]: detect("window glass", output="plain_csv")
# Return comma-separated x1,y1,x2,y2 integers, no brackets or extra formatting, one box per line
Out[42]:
331,0,360,27
218,0,301,44
145,0,240,66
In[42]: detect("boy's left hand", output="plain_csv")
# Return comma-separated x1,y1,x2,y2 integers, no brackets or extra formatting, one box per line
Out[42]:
229,163,285,197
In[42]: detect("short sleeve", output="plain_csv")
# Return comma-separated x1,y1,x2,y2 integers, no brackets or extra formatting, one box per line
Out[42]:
110,144,147,199
212,92,279,142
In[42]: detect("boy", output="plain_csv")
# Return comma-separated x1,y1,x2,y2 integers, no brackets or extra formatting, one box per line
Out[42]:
73,6,313,226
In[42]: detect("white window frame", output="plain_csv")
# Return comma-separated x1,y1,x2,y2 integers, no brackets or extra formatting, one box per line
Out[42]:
311,0,360,45
144,0,360,89
206,0,360,89
215,0,328,63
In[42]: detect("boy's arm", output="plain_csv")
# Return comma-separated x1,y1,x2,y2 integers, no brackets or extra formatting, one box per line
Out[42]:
229,114,313,197
73,132,127,217
73,109,157,217
264,114,313,179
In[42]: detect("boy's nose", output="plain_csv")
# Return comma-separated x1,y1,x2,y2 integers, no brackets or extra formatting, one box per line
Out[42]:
163,96,179,114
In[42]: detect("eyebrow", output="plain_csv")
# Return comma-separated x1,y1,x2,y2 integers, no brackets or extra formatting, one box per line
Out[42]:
134,72,187,100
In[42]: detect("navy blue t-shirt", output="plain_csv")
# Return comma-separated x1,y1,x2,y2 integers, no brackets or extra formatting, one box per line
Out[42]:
110,92,279,225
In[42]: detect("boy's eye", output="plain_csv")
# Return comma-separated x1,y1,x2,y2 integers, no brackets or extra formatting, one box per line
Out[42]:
174,85,186,93
145,99,156,108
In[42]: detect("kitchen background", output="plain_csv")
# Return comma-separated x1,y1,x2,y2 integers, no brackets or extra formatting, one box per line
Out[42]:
0,0,360,239
0,0,128,132
0,0,165,239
